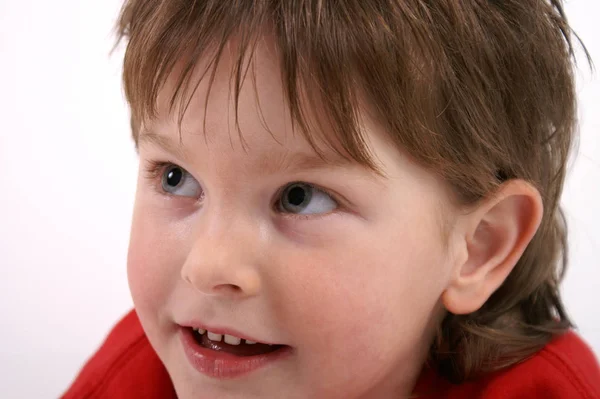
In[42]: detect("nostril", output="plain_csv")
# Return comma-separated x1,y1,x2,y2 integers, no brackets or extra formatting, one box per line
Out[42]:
214,283,242,294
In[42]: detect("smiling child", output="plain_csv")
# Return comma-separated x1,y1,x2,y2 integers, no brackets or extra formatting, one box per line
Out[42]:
63,1,600,398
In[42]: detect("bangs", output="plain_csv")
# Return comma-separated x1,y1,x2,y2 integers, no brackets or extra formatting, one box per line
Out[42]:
116,0,439,172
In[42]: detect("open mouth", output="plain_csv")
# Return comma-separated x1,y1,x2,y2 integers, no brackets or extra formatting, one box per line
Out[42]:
180,326,292,378
190,327,285,357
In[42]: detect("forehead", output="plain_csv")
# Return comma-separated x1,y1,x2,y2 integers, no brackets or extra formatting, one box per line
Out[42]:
141,37,376,173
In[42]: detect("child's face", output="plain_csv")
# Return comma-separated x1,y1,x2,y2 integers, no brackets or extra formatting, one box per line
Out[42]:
128,40,462,398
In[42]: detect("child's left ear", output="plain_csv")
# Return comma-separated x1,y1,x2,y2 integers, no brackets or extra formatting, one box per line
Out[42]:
442,179,543,315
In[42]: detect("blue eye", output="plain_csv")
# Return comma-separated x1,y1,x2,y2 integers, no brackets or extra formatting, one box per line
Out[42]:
161,165,202,198
279,183,337,215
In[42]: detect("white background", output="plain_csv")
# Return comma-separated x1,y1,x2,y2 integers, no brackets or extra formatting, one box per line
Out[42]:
0,1,598,398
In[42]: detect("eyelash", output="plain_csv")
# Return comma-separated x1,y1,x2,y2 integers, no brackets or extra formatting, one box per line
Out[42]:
143,160,196,200
273,183,342,221
143,160,172,182
142,159,345,219
143,159,174,191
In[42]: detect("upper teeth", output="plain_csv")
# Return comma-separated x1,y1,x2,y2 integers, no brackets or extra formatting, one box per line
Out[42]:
193,327,258,345
224,335,241,345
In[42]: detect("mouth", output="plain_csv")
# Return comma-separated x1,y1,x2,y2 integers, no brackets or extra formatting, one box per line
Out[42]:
180,326,292,378
191,327,284,356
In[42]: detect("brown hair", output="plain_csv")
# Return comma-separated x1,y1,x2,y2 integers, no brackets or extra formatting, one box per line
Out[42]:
115,0,591,383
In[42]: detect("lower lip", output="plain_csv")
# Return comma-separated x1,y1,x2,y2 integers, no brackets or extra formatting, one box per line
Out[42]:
179,327,292,379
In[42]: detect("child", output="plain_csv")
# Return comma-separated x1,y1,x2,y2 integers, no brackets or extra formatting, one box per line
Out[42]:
63,0,600,398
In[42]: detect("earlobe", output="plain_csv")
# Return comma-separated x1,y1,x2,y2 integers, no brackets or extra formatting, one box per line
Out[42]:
442,180,543,315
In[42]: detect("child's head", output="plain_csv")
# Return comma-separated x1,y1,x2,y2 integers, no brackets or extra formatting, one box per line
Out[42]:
117,0,584,397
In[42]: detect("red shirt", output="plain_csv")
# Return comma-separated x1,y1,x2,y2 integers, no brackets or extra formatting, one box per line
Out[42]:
62,310,600,398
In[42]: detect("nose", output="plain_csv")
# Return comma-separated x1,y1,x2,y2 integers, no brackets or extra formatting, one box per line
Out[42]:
180,215,263,298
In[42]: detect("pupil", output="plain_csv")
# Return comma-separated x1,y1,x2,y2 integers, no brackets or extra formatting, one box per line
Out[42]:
166,167,183,187
287,186,306,206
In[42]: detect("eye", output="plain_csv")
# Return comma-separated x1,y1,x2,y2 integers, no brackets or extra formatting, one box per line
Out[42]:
161,165,202,198
278,183,337,215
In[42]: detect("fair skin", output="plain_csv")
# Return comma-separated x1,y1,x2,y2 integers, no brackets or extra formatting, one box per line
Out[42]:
127,39,543,399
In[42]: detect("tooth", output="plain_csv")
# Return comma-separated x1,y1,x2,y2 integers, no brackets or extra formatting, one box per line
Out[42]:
198,328,206,334
207,331,223,341
192,328,198,332
245,340,256,345
224,334,241,345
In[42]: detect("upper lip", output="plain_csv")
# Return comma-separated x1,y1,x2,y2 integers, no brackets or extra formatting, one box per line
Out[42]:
178,321,284,346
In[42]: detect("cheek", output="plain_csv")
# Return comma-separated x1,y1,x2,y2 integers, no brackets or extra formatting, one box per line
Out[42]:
273,214,451,384
296,240,445,333
127,200,186,317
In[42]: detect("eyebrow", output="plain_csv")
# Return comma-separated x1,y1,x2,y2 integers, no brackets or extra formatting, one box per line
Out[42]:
265,150,354,174
138,130,190,162
138,129,359,174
